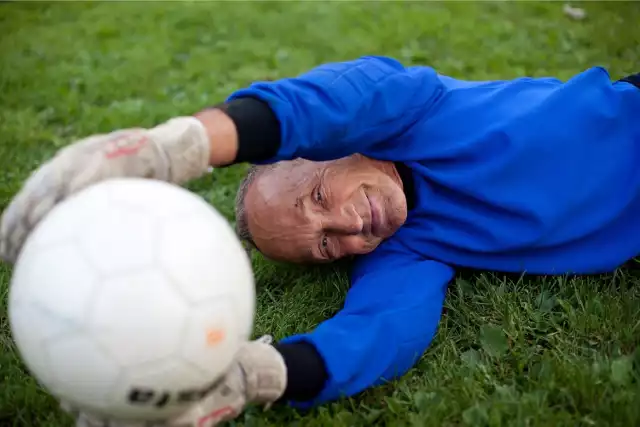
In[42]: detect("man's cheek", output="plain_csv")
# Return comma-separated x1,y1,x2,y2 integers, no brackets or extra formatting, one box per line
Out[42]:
340,236,377,256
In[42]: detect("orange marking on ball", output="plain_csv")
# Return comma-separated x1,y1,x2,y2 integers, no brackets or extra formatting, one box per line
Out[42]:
206,328,225,346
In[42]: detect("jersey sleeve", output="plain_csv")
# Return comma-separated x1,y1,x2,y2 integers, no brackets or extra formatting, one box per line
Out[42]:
225,56,444,163
278,239,455,407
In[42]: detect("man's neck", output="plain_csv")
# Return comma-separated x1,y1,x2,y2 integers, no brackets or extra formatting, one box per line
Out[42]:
392,162,416,211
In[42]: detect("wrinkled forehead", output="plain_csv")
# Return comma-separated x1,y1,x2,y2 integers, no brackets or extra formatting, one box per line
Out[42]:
244,160,322,262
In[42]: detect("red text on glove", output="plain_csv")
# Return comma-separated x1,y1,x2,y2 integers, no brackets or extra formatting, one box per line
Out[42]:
105,133,149,159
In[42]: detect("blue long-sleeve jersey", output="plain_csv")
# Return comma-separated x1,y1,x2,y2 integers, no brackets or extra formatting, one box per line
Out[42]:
227,57,640,405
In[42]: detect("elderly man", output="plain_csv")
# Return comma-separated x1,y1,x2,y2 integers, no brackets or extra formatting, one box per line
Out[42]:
1,56,639,426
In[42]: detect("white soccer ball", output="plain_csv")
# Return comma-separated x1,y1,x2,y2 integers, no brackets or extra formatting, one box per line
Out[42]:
8,178,255,421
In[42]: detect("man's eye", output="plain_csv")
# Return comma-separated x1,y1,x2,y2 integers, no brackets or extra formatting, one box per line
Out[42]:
315,188,323,202
321,236,328,248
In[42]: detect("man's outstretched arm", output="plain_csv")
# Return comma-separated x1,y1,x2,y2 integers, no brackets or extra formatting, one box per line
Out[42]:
276,241,454,406
1,56,441,261
196,56,445,166
65,240,455,427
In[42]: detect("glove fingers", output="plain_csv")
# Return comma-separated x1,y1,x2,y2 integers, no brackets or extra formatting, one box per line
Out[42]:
170,403,240,427
0,119,209,264
168,367,247,427
0,131,153,263
0,160,60,263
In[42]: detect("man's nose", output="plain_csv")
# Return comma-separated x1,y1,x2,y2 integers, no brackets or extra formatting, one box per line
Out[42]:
324,206,363,234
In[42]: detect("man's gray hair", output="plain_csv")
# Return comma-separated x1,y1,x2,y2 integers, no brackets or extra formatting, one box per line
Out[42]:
234,164,270,251
235,159,301,252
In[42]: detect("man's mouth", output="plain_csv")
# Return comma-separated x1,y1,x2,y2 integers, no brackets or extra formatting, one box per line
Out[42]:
367,194,384,236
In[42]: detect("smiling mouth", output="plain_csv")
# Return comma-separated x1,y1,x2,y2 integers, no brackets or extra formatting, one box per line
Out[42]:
366,194,384,236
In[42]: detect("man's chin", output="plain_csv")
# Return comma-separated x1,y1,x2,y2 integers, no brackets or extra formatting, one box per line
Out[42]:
378,220,402,241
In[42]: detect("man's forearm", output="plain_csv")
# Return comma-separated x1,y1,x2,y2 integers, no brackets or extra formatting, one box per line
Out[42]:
193,108,238,167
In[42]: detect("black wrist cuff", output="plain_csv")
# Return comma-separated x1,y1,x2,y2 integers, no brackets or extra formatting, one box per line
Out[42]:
211,97,281,164
274,341,328,402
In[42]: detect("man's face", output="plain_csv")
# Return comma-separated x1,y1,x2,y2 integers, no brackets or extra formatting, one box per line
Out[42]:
244,155,408,263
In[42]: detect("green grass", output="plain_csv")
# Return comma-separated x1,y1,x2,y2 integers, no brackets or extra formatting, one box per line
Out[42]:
1,1,640,426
